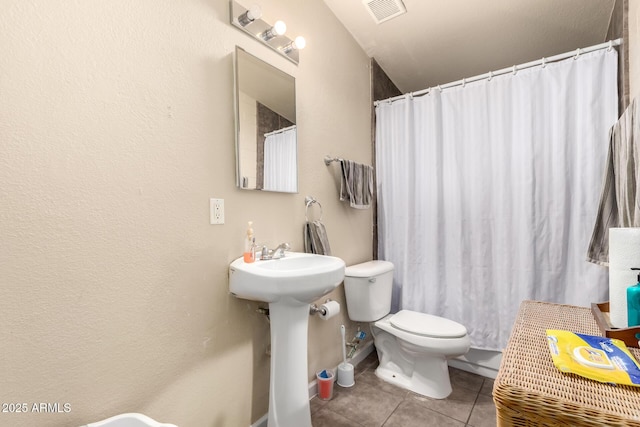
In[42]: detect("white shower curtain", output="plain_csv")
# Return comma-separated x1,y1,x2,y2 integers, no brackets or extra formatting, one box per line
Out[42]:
376,49,618,351
263,126,297,192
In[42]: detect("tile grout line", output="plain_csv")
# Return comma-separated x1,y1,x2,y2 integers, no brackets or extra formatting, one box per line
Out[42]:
330,366,403,427
379,394,404,427
463,378,485,427
364,366,408,427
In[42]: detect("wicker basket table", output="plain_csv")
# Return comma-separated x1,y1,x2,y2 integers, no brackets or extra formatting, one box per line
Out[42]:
493,300,640,426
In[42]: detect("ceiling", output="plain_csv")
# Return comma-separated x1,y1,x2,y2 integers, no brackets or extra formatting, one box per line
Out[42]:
322,0,617,94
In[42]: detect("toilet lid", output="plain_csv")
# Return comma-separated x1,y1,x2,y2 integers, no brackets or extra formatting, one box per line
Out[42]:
389,310,467,338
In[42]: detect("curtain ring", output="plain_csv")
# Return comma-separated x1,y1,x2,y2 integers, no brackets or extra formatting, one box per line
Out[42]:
541,57,546,68
437,85,442,93
608,40,613,52
487,71,493,82
462,78,466,88
512,65,517,76
574,48,581,60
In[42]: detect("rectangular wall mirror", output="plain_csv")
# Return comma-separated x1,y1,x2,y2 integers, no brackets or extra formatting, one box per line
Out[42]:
234,46,298,193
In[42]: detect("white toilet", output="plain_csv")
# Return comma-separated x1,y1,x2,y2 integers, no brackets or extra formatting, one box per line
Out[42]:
343,260,470,399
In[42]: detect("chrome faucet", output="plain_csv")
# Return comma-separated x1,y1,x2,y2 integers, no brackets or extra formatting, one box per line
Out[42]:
261,242,290,260
271,242,290,259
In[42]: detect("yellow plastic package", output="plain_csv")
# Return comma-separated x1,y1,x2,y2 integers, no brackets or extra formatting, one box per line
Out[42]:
546,329,640,387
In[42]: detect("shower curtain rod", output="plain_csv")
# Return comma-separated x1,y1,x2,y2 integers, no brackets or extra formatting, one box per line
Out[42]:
374,38,622,106
264,124,296,138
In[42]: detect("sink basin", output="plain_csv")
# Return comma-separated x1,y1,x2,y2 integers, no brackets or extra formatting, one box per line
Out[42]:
229,252,345,303
229,251,346,427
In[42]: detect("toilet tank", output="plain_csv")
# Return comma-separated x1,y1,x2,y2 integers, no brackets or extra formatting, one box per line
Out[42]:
343,260,394,322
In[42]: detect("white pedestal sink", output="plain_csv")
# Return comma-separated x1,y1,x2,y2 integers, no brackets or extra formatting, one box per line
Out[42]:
229,252,345,427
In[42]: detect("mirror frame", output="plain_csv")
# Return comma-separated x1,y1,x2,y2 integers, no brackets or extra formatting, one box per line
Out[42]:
233,46,298,193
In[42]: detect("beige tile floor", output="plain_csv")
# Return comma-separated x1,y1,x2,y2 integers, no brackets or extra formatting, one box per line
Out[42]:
310,351,497,427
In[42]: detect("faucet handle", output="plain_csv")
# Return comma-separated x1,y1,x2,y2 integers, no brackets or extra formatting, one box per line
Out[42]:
260,245,270,260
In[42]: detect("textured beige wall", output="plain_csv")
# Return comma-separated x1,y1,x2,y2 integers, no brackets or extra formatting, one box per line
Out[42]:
0,1,372,426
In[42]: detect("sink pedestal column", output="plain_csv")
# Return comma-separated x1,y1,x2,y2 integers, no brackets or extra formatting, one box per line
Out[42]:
267,299,312,427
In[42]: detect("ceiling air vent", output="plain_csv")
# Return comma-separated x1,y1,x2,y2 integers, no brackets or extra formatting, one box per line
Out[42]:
362,0,407,24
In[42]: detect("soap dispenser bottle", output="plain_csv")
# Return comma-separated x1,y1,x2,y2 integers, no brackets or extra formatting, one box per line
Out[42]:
627,268,640,327
244,221,255,263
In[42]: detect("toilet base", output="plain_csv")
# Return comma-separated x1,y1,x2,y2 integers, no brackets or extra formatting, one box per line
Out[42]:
371,321,468,400
375,354,452,399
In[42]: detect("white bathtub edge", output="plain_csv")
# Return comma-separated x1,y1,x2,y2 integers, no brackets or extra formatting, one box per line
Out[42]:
448,348,502,380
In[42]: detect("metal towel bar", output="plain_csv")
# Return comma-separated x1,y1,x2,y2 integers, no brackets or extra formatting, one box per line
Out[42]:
324,155,343,166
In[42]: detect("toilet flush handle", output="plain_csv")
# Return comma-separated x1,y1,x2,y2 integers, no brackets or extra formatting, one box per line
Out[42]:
369,278,376,283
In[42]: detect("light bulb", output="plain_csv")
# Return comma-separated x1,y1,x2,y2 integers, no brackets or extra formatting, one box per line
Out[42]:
273,20,286,36
282,36,306,54
237,5,262,27
261,20,287,41
294,36,306,50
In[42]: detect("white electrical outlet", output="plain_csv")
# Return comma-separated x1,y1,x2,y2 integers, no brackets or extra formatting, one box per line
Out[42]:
210,198,224,224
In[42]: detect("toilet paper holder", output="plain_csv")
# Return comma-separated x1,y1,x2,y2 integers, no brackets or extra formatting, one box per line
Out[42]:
310,299,333,316
310,300,340,320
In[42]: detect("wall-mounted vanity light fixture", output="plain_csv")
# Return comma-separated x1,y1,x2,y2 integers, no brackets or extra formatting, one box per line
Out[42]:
230,0,305,65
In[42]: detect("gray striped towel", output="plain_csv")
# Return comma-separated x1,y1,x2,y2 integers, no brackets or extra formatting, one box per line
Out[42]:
304,220,332,255
587,98,640,266
339,159,373,209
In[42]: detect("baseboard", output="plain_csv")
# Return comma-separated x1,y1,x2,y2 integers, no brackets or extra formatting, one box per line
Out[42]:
250,341,375,427
349,340,375,368
307,340,375,399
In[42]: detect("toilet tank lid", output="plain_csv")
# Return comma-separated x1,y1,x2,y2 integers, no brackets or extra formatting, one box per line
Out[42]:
345,260,394,277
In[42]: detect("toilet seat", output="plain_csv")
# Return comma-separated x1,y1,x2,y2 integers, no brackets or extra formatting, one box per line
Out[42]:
374,312,471,358
389,310,467,338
